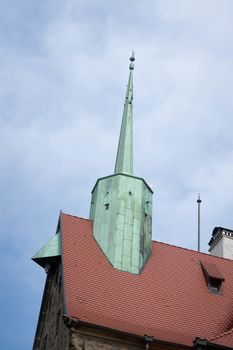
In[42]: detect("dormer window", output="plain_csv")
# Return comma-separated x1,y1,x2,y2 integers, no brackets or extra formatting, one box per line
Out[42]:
201,261,224,295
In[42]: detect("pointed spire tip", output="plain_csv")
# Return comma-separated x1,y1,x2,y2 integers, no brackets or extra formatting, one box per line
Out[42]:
114,53,134,175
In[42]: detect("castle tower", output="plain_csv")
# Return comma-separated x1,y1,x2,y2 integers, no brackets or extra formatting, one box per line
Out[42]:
89,53,153,274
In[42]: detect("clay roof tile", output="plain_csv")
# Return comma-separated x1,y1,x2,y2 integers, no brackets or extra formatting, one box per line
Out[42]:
60,213,233,348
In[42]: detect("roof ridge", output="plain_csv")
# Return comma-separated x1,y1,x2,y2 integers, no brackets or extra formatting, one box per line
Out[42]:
152,240,233,262
61,212,233,263
61,211,91,222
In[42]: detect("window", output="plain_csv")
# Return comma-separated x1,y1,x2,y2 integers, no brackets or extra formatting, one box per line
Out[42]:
58,276,62,294
55,310,60,336
208,278,222,294
105,203,109,210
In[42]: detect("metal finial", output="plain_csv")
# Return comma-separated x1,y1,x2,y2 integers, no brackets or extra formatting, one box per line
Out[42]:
129,50,135,70
130,50,135,61
197,193,202,252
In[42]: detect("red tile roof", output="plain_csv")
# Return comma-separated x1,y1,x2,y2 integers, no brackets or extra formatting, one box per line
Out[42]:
61,212,233,348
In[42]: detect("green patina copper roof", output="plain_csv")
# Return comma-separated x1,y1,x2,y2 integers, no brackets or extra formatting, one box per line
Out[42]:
114,52,135,175
90,53,153,274
32,231,61,262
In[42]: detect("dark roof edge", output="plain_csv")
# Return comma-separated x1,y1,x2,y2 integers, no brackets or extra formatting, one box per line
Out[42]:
193,337,233,350
59,212,68,316
63,315,192,350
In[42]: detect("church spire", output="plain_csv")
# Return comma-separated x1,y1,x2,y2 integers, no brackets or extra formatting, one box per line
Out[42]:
114,52,135,175
90,52,153,275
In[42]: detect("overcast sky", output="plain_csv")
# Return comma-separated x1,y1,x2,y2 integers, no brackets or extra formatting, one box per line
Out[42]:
1,1,233,348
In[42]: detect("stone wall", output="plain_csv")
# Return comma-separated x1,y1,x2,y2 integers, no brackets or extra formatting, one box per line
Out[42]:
33,263,70,350
69,330,144,350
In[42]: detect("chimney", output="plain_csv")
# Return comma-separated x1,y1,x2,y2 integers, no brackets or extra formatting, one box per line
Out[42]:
208,227,233,260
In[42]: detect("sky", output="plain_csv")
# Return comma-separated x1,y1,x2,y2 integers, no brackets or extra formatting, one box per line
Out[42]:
1,1,233,348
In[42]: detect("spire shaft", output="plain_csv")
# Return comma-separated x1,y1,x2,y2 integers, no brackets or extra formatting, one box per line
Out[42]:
114,53,135,175
197,193,202,252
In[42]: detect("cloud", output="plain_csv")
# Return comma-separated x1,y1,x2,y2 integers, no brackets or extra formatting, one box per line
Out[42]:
1,1,233,348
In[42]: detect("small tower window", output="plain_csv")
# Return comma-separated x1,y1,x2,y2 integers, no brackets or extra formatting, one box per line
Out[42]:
55,310,60,336
58,275,62,294
105,203,109,210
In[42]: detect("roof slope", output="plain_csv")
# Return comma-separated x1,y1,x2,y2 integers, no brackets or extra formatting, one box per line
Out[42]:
60,213,233,347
